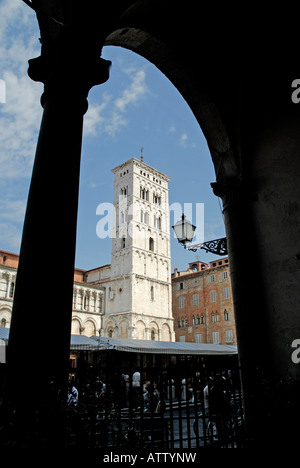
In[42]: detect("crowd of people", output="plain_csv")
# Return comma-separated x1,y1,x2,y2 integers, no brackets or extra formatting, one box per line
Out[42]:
67,368,235,417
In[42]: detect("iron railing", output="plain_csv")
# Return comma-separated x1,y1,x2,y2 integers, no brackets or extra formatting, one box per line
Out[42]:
66,350,246,448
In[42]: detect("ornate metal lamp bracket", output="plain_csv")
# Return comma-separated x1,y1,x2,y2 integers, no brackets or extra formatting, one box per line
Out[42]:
186,237,228,255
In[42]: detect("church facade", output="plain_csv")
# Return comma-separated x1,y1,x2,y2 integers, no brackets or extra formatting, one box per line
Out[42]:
0,157,174,341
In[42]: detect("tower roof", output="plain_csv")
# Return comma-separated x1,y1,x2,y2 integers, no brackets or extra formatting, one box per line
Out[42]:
111,157,170,182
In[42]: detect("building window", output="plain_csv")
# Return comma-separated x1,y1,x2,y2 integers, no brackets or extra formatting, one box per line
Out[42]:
121,211,127,223
211,312,219,323
195,333,202,343
140,187,149,201
154,216,162,229
179,282,184,290
208,274,216,283
221,271,229,280
149,237,154,251
210,290,217,303
78,293,83,310
150,285,154,301
200,314,205,324
192,315,195,325
151,329,156,340
223,287,230,299
185,318,188,327
179,296,185,308
120,187,127,198
193,294,199,305
212,331,220,344
140,210,149,224
225,329,234,343
193,278,198,286
83,295,89,311
177,319,181,328
1,318,6,328
179,335,186,342
224,309,229,321
73,291,77,309
9,282,14,298
153,194,161,205
122,237,126,249
90,295,95,312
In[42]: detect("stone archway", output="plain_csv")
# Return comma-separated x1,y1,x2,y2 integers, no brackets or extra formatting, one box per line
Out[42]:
6,2,300,447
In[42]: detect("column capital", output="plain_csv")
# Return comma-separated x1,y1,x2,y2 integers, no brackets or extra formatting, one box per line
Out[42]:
28,35,111,110
211,177,244,212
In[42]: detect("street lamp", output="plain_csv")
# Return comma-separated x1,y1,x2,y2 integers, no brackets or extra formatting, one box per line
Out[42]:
172,214,228,255
172,215,196,246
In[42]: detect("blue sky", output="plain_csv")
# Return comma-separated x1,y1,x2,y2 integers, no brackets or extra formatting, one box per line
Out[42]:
0,0,226,273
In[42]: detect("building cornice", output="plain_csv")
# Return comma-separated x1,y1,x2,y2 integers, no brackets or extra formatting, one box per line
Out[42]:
111,157,171,183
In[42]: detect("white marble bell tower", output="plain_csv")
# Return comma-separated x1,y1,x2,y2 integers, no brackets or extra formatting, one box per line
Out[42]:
102,156,174,341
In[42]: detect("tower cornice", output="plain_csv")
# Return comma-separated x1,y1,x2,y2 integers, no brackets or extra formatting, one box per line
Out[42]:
112,157,171,183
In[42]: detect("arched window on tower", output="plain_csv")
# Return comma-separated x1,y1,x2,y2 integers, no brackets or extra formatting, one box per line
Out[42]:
149,237,154,251
9,282,14,298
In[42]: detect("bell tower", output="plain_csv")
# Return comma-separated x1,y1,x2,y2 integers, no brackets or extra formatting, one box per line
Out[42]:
101,156,174,341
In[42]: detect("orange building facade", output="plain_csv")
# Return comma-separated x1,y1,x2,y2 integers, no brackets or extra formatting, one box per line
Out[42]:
172,258,236,345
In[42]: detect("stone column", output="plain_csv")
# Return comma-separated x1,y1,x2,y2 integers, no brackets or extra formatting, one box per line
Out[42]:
212,178,268,446
213,146,300,447
4,33,110,445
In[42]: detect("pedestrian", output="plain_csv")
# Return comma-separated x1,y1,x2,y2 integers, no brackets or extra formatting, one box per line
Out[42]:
67,379,78,406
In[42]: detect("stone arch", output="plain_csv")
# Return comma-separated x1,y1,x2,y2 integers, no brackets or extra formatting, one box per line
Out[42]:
105,320,118,338
119,319,129,338
84,319,97,337
161,323,171,341
149,320,159,340
71,317,82,335
135,320,146,340
0,307,11,328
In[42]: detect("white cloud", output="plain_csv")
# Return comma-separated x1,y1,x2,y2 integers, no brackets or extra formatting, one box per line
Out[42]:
0,2,42,180
104,110,127,137
84,67,148,138
180,133,188,146
84,100,109,137
114,70,147,112
0,1,41,252
178,132,196,149
0,70,43,179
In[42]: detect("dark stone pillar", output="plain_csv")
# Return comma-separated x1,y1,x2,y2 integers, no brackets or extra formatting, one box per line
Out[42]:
212,178,272,446
3,36,110,446
212,74,300,445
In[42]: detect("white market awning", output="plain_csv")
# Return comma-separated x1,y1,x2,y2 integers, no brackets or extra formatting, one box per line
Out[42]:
1,328,238,355
93,337,238,356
